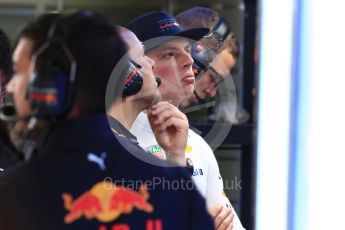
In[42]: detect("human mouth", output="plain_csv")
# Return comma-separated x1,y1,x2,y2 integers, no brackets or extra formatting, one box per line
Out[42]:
181,73,195,84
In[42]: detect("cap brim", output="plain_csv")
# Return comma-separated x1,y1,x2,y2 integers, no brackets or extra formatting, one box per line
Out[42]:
142,27,210,53
176,27,210,41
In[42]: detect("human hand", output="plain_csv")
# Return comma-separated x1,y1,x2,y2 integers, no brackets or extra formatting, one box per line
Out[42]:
210,205,235,230
147,101,188,166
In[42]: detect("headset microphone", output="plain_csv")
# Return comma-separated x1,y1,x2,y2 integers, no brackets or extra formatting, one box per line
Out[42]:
156,77,161,87
0,105,37,122
0,93,34,122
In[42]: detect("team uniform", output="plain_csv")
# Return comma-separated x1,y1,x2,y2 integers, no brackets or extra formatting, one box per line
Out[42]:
131,112,245,230
0,115,213,230
0,140,20,172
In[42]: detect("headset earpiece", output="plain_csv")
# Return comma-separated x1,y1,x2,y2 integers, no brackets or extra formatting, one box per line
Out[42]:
123,60,143,96
27,15,77,119
191,42,214,79
191,17,231,80
205,17,231,53
28,64,71,117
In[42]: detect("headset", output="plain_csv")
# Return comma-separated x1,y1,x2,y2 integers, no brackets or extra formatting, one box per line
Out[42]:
191,17,232,79
123,60,144,96
27,14,77,119
29,12,150,116
122,59,161,97
1,12,156,122
204,17,231,53
191,42,214,79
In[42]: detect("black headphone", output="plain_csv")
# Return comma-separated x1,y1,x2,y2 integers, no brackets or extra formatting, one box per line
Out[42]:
122,59,161,96
27,14,77,119
191,17,231,79
191,42,214,79
205,17,231,52
123,60,144,96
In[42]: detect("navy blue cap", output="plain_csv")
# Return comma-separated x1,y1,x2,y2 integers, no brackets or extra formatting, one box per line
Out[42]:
126,11,209,43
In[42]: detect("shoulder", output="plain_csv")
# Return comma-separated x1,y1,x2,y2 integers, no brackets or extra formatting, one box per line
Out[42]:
188,129,213,153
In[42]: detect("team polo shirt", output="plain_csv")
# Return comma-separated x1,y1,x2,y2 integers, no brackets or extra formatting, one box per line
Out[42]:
130,112,245,230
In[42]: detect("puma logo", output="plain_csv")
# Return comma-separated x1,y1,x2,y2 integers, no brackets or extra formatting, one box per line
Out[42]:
87,152,107,171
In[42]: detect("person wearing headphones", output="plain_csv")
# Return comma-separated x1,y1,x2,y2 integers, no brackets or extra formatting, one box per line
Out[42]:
127,11,243,230
108,26,191,167
0,11,213,229
175,7,250,125
176,7,240,108
177,8,246,229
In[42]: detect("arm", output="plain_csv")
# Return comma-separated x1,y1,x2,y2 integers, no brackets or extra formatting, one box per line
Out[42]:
202,138,245,230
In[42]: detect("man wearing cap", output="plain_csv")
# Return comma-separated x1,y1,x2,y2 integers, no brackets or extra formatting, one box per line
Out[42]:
127,11,244,230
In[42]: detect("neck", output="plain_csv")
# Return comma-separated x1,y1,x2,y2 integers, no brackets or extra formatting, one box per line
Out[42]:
160,93,181,107
181,93,197,108
107,98,142,129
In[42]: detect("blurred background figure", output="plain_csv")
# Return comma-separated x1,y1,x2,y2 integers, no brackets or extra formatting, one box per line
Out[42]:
176,7,249,124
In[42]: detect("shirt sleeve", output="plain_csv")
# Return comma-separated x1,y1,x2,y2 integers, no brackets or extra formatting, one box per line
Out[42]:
203,139,246,230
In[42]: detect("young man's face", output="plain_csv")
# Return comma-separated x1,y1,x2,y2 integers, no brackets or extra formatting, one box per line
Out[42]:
121,29,160,107
147,38,194,106
6,37,33,117
194,48,236,100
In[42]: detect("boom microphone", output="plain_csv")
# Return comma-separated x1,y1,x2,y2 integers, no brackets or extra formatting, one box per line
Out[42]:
0,105,33,122
155,77,161,87
0,93,35,122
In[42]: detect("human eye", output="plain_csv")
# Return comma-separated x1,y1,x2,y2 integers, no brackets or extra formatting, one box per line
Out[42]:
162,51,175,59
209,69,223,86
208,72,217,84
185,45,192,54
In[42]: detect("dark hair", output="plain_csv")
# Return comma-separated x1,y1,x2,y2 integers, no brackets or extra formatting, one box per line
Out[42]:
176,7,219,30
18,11,127,116
0,29,13,87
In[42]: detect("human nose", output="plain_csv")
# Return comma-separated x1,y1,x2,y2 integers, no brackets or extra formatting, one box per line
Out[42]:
181,51,194,69
206,85,217,97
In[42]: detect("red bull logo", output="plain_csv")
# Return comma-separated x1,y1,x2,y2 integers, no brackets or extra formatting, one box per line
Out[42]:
98,219,162,230
62,181,154,224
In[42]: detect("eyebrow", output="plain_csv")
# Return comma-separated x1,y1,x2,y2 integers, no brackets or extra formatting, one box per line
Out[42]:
156,45,179,52
156,43,192,53
209,67,225,84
